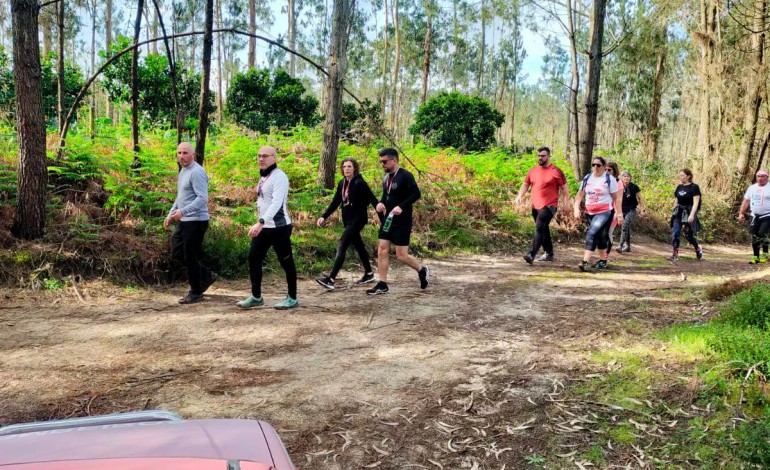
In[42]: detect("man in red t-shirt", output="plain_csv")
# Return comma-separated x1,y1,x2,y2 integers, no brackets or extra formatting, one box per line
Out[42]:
515,146,570,264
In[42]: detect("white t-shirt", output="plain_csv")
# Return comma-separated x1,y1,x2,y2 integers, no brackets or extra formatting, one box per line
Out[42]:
582,172,618,215
744,183,770,216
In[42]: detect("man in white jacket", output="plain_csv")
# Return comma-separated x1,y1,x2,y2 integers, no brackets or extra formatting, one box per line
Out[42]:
237,146,299,310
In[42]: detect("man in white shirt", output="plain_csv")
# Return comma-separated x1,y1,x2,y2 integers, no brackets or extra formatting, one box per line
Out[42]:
738,169,770,264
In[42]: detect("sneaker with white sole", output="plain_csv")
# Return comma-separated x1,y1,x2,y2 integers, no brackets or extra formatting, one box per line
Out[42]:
236,295,264,309
538,253,554,261
366,281,389,295
419,266,430,289
274,296,299,310
355,272,376,285
315,276,335,290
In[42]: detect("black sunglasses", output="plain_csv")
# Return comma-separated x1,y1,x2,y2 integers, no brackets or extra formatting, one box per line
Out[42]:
592,163,603,167
380,159,391,164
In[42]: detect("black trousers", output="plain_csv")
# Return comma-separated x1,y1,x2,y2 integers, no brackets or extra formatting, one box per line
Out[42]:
248,225,297,299
171,220,212,295
750,215,770,256
330,222,372,279
529,206,556,256
672,218,699,250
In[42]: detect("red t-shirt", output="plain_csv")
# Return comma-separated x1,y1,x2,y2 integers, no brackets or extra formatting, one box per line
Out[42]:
525,164,567,210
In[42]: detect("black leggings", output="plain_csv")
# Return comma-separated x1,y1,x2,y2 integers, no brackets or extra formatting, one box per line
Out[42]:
330,222,372,279
750,216,770,256
672,219,699,250
530,206,556,256
171,220,212,295
248,225,297,299
585,211,614,251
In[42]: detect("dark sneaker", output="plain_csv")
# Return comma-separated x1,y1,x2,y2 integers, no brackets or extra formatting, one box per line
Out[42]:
523,252,534,265
236,295,264,309
538,253,554,261
179,292,203,304
592,259,608,269
578,261,592,272
418,266,430,289
366,281,389,295
201,273,218,294
696,246,703,260
356,272,376,285
668,249,679,261
315,276,335,290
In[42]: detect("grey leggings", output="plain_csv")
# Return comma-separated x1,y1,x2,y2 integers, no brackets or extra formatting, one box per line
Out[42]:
619,209,638,248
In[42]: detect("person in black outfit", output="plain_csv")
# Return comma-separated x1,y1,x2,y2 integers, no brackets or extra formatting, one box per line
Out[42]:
669,168,703,261
315,158,379,289
617,170,642,253
366,148,430,295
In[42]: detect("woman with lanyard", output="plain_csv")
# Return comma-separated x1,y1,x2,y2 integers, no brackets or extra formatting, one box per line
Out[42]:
669,168,703,261
574,156,622,272
316,157,379,289
604,160,624,259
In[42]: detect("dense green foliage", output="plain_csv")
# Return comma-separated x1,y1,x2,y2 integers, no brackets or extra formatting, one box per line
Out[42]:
225,68,319,133
101,37,214,125
409,92,505,151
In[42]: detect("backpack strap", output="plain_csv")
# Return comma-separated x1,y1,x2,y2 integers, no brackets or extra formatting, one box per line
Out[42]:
581,174,590,191
605,172,612,189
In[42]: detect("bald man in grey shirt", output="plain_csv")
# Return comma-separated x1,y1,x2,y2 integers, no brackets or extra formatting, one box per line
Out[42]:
164,142,216,304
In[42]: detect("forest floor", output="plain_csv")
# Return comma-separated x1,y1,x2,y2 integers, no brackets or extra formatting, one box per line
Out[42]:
0,237,766,469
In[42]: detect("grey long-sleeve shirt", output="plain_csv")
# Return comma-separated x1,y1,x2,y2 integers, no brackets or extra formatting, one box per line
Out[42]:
169,162,210,221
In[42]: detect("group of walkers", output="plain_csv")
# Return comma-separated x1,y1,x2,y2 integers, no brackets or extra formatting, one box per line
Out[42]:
166,143,428,306
165,141,770,306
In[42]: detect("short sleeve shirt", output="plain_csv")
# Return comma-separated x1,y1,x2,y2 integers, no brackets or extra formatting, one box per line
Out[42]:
744,183,770,216
675,184,701,208
582,173,618,215
524,164,567,210
622,182,641,213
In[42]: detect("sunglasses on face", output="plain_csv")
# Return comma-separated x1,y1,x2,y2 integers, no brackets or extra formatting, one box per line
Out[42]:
380,159,391,165
592,163,603,167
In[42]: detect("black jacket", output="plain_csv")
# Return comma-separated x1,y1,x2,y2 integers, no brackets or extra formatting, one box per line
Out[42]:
380,168,421,221
321,174,379,226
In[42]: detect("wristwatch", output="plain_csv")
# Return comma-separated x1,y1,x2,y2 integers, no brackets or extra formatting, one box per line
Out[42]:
258,218,265,224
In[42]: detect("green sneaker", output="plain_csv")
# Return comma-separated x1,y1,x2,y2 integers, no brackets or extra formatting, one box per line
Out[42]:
274,296,299,310
761,254,769,263
750,256,762,265
237,295,264,309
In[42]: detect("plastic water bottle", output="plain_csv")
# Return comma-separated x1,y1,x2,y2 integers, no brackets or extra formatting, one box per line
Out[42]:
382,213,394,232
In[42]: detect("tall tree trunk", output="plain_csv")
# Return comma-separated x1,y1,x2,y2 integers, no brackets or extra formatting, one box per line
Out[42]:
215,0,224,123
248,0,256,68
288,0,296,76
318,0,356,189
389,0,400,133
420,16,431,105
56,0,65,134
131,0,145,156
195,0,214,166
477,0,484,94
11,0,47,240
645,27,667,163
698,0,717,174
41,8,52,58
151,0,159,54
89,0,97,139
379,0,389,120
106,0,114,123
577,0,607,179
189,2,196,74
566,0,581,179
736,0,766,181
451,0,458,92
509,74,517,145
152,0,183,143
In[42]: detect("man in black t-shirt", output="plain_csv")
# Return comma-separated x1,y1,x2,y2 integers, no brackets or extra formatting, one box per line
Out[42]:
366,148,430,295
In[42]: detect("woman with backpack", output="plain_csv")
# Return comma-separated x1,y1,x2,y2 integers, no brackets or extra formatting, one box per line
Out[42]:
669,169,703,261
315,158,379,289
573,156,623,272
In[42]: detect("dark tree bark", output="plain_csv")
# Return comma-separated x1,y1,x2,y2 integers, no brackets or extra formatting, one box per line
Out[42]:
215,0,224,123
106,0,114,123
317,0,356,189
131,0,145,156
56,0,65,134
566,0,581,179
11,0,47,240
152,0,183,143
645,28,667,163
248,0,256,68
577,0,607,178
195,0,215,166
736,0,766,181
389,0,400,133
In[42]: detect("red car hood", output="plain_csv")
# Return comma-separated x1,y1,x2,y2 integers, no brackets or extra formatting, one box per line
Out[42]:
2,458,271,470
0,419,292,469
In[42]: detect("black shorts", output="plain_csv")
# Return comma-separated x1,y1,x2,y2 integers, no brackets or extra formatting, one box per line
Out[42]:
378,221,412,246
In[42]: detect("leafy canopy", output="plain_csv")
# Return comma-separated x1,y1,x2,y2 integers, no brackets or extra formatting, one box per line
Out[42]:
225,68,319,133
409,91,504,152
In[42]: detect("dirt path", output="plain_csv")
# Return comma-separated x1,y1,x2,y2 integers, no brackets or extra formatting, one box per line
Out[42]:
0,239,764,468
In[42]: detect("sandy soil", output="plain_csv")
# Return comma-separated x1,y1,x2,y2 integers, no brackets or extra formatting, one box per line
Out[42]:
0,238,764,468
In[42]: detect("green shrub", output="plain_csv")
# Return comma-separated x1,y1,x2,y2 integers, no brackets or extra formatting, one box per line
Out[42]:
226,68,319,133
707,325,770,377
409,91,504,151
732,418,770,466
720,283,770,330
